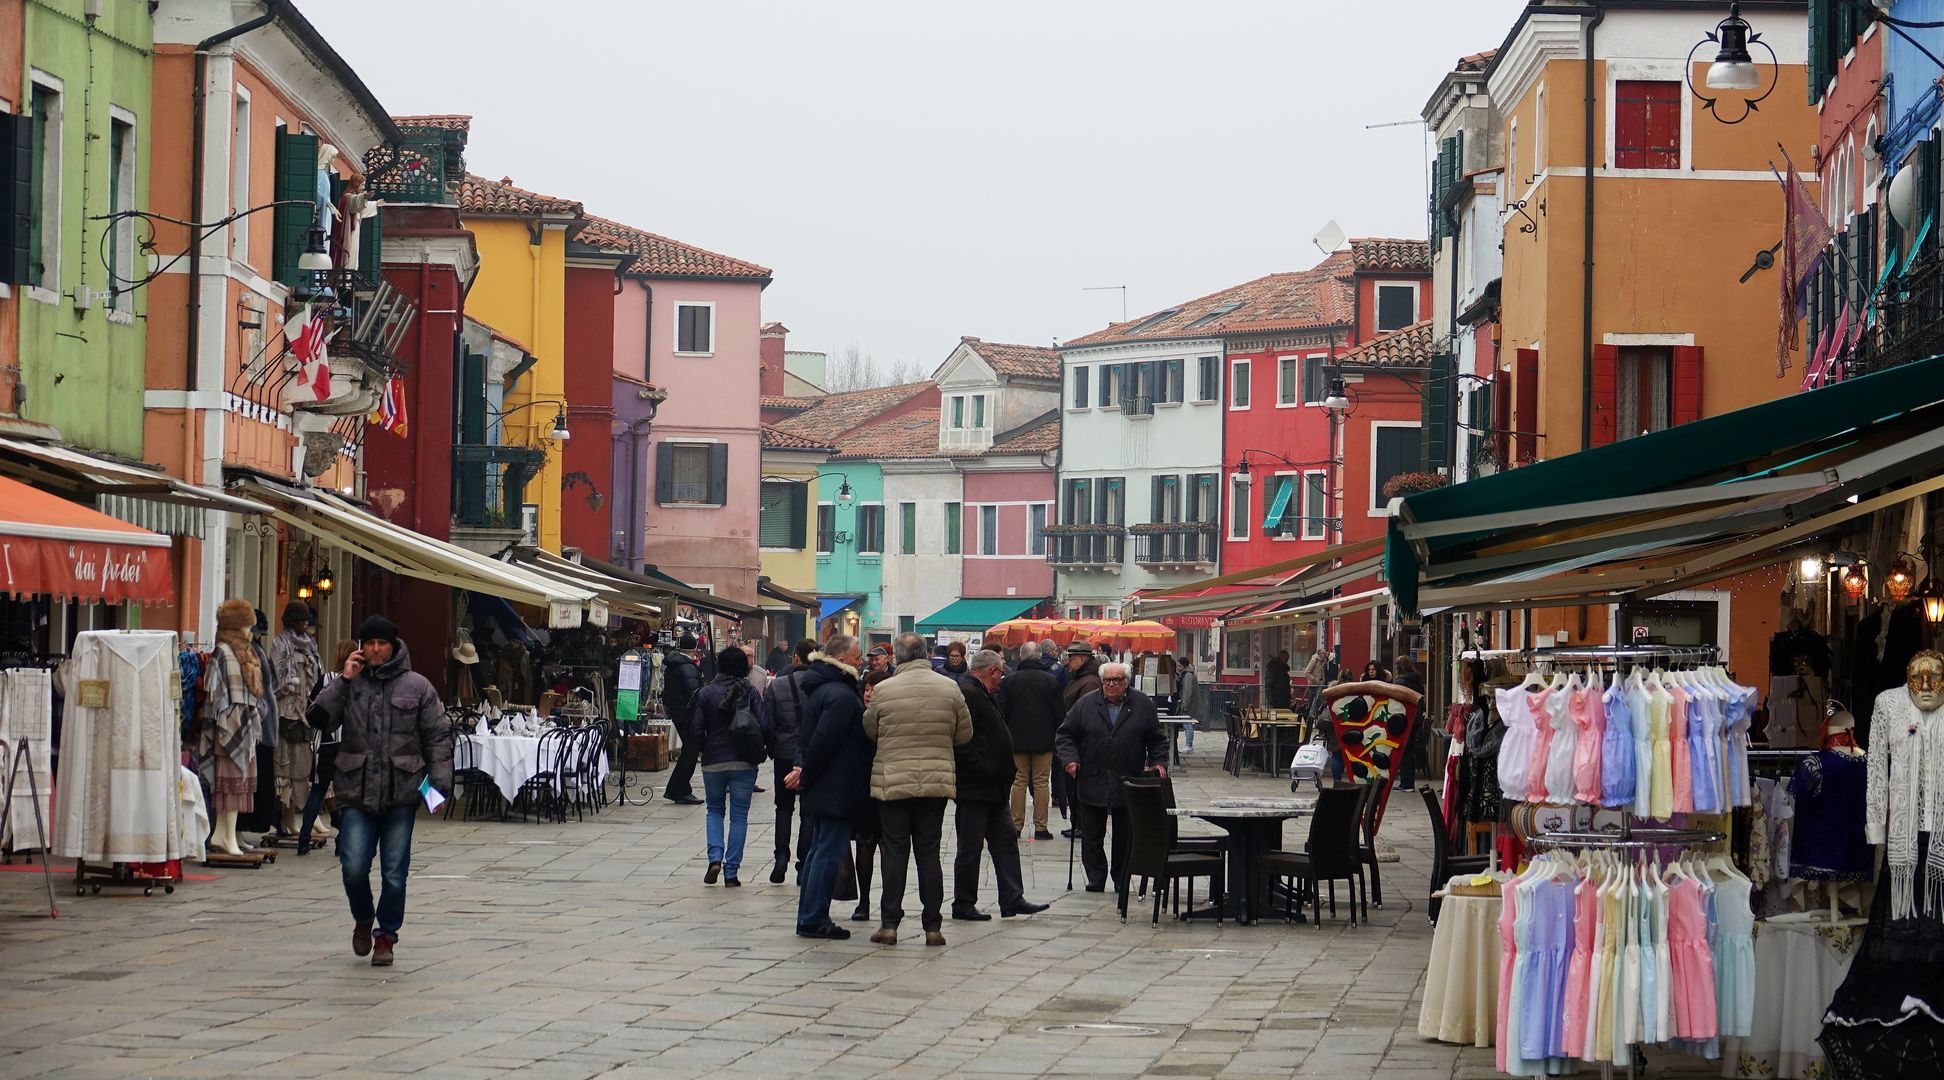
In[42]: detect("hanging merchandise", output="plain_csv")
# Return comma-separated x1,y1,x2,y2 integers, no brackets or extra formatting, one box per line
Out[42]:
52,631,193,865
0,667,53,850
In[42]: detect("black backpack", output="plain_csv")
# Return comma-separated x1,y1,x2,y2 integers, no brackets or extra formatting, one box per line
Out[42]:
716,684,767,765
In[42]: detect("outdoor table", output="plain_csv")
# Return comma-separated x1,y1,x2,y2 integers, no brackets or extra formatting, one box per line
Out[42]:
1417,888,1502,1047
1158,716,1195,769
1169,798,1312,925
457,733,610,804
1249,713,1306,774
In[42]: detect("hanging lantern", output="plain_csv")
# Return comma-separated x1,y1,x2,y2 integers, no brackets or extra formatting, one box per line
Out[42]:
315,568,335,594
1888,557,1916,602
295,575,314,601
1842,565,1868,601
1919,577,1944,625
1798,553,1824,583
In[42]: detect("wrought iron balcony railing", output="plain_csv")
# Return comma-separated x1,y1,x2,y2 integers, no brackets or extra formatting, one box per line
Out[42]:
1132,527,1217,568
453,444,547,530
1043,530,1125,568
1850,253,1944,379
363,129,464,205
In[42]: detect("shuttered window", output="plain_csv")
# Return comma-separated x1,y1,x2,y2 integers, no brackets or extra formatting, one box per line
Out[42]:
655,442,727,505
676,303,713,354
1198,356,1219,401
856,504,884,554
759,481,807,549
900,502,917,554
1071,366,1089,408
1372,426,1422,510
979,505,998,555
272,130,320,288
1029,503,1047,555
0,112,31,286
1614,81,1681,170
817,504,836,554
944,502,961,554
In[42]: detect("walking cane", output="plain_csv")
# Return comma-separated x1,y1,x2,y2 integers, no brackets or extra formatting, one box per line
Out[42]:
1066,817,1076,891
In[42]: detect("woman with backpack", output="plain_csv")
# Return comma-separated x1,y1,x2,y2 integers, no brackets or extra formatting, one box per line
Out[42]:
692,646,773,886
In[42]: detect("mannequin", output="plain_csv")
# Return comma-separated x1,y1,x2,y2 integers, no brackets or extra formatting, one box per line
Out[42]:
271,601,324,839
198,599,264,856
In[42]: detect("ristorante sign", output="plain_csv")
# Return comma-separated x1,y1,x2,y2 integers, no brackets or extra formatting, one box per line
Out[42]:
0,537,173,604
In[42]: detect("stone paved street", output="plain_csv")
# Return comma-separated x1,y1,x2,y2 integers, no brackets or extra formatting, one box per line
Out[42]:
0,740,1720,1079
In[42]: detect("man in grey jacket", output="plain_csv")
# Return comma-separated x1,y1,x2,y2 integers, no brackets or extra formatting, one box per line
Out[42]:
311,614,452,968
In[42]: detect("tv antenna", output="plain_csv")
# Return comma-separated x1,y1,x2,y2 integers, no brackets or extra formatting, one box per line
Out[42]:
1083,285,1128,323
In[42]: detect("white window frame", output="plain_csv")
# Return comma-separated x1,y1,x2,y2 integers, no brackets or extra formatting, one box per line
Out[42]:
1533,85,1545,175
1602,60,1693,174
978,503,998,555
1228,358,1251,410
230,85,253,265
1372,281,1420,333
1301,469,1329,540
856,501,885,556
1195,355,1219,403
663,438,721,507
107,106,138,319
1221,626,1260,676
1227,473,1251,542
673,300,716,356
1068,365,1091,411
1268,470,1299,542
1302,353,1329,406
1368,420,1422,517
974,393,990,430
26,70,64,303
1028,501,1050,555
1275,355,1302,408
949,394,965,429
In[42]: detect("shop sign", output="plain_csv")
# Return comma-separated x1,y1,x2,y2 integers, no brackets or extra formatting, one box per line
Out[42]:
548,599,581,628
936,630,984,649
0,538,173,605
587,599,611,627
1163,614,1215,630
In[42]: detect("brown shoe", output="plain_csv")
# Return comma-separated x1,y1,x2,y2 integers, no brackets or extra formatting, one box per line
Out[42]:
371,935,394,967
925,930,947,947
869,927,897,945
352,921,373,957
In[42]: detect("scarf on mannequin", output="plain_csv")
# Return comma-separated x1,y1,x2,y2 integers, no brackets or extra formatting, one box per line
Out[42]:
1867,687,1944,921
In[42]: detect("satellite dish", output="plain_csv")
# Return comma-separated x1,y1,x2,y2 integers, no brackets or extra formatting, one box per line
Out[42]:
1313,220,1347,255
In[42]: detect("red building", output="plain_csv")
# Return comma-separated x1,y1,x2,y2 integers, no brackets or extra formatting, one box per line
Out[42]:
560,259,628,557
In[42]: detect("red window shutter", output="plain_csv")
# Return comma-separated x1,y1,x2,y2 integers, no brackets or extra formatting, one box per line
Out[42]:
1671,345,1704,426
1615,81,1681,169
1492,371,1512,465
1514,348,1540,465
1590,344,1619,447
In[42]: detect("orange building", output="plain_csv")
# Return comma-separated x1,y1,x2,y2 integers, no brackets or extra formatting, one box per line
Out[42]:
1481,2,1816,668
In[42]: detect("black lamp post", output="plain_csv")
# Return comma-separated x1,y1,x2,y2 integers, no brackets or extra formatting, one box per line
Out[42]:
1685,1,1777,123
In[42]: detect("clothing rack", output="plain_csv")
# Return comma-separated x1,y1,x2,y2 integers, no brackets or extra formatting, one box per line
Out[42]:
1528,827,1726,851
1525,644,1720,667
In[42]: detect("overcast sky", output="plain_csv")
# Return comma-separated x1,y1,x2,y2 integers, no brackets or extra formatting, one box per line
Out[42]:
306,0,1528,373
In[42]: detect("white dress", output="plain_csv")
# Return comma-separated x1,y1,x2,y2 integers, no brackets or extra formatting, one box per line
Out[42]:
52,631,186,863
1496,685,1538,802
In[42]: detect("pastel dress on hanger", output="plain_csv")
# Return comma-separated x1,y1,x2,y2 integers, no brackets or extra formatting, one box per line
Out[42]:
1502,873,1547,1076
1631,676,1657,814
1616,870,1641,1063
1544,681,1577,803
1710,863,1756,1038
1686,688,1720,814
1601,676,1635,808
1496,873,1522,1074
1587,871,1613,1062
1667,875,1719,1040
1521,875,1575,1062
1636,873,1661,1045
1526,685,1559,803
1648,684,1676,820
1668,686,1694,815
1572,676,1606,804
1725,684,1756,807
1562,876,1597,1057
1495,685,1538,802
1654,872,1673,1043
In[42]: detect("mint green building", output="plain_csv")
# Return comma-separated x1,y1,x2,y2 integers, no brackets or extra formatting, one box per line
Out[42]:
12,1,153,457
813,460,887,644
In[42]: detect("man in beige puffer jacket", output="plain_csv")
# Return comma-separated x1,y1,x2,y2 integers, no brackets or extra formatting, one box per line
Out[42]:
862,633,973,946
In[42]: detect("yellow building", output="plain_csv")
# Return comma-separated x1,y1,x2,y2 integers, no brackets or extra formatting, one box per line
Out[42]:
758,425,833,646
458,175,585,552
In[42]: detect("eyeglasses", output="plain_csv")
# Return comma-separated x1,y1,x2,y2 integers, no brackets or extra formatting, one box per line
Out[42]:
1101,676,1128,684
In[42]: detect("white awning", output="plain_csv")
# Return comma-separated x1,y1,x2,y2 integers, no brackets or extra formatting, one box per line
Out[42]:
506,548,665,625
0,436,270,529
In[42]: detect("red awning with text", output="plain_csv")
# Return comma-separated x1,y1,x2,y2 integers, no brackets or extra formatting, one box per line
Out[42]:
0,476,172,604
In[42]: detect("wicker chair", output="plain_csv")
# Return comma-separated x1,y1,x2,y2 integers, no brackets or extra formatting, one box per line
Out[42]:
1258,783,1368,927
1120,777,1225,927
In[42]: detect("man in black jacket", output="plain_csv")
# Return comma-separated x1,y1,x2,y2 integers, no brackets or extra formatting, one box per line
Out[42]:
763,638,818,883
661,636,707,805
953,650,1048,921
784,634,869,939
1055,660,1166,896
1002,640,1063,841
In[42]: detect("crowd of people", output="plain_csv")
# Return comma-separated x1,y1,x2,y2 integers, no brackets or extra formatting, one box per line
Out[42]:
660,630,1178,944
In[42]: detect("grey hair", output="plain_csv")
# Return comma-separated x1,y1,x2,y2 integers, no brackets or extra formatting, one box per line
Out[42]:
969,649,1006,674
824,633,859,660
893,632,930,664
1100,661,1132,681
1038,638,1060,657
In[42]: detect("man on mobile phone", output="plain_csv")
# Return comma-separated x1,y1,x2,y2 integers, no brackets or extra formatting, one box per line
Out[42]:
310,615,452,968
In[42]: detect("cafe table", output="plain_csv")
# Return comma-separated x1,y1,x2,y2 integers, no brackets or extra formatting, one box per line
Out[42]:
1249,711,1307,775
1157,715,1196,769
1168,797,1313,924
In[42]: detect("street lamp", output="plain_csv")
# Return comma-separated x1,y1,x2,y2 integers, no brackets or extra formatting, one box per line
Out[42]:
1322,376,1350,412
489,399,574,443
297,217,332,271
1704,3,1761,90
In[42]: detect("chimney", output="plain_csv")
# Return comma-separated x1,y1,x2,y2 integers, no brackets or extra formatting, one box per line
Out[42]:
760,322,789,397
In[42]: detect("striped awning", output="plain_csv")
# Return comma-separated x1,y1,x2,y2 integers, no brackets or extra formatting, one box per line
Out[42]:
96,494,205,538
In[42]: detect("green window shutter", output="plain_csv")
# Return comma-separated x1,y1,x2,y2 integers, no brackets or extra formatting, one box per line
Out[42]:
358,202,383,287
790,484,808,550
0,114,30,285
900,502,916,554
759,482,795,547
1422,352,1455,472
945,502,961,554
272,131,320,288
1807,0,1829,104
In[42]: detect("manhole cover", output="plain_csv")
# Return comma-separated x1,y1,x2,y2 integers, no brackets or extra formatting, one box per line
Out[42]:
1036,1023,1161,1037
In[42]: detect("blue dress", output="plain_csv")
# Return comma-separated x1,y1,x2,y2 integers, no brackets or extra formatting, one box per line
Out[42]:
1601,681,1635,807
1685,692,1720,814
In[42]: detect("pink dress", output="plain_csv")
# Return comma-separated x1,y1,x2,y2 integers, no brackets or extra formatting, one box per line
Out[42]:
1666,876,1717,1039
1669,687,1693,814
1561,879,1597,1055
1571,680,1605,804
1526,687,1556,802
1496,883,1520,1073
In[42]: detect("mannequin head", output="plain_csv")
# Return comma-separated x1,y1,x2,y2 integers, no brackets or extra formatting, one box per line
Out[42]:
1823,700,1861,753
1909,650,1944,712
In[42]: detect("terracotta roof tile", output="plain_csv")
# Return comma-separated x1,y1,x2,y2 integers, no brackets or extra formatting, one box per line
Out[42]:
761,425,832,452
458,174,583,218
960,337,1059,380
394,114,472,132
577,214,771,282
985,413,1060,455
1339,320,1438,368
1350,237,1432,273
833,409,945,460
761,395,814,412
1064,254,1355,348
772,382,935,443
1456,48,1497,72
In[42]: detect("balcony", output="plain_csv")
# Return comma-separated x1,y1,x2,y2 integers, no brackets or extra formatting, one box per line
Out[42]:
1132,525,1217,569
1851,253,1944,378
363,128,464,205
1042,526,1125,571
453,443,547,542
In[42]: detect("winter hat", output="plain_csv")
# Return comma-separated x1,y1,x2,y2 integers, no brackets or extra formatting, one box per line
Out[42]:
678,633,699,650
281,600,311,628
1065,641,1094,656
716,646,751,678
356,614,401,648
216,598,256,632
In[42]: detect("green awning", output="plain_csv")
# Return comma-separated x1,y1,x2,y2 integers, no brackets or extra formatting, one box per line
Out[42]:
1261,475,1296,530
1385,354,1944,615
917,597,1046,634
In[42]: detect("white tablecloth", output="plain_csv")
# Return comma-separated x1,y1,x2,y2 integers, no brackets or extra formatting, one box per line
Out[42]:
1720,913,1860,1080
1418,891,1502,1047
459,733,610,803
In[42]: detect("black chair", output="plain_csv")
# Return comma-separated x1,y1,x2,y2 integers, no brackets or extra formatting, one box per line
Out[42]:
448,726,505,822
514,727,577,823
1120,777,1225,927
1420,785,1490,926
1258,783,1367,928
1221,706,1271,778
1356,778,1387,917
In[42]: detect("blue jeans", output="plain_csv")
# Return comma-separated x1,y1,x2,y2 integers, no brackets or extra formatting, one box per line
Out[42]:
337,804,417,940
703,768,758,879
796,812,853,929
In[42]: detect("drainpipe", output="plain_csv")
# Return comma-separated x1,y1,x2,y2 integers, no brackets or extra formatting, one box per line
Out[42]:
1581,6,1605,452
640,279,654,385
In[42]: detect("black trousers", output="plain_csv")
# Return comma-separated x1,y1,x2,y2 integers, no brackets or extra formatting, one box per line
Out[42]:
663,727,702,799
773,759,810,866
953,798,1025,911
1075,802,1131,893
878,796,947,931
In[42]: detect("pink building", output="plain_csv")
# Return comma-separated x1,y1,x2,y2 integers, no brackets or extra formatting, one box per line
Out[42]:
574,217,773,611
937,339,1060,607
